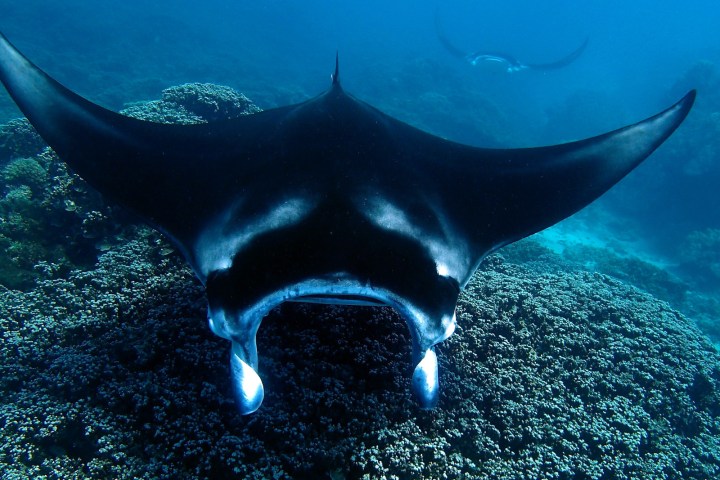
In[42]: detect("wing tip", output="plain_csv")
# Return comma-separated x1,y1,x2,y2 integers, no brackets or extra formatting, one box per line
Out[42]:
676,89,697,118
651,88,696,138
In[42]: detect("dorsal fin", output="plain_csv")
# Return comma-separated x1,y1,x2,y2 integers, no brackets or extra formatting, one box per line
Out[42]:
331,51,340,87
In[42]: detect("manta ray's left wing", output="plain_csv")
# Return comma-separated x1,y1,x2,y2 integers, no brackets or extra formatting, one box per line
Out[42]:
0,33,300,247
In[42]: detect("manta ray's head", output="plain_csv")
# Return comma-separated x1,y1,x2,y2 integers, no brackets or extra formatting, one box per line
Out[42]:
466,53,527,73
0,32,694,414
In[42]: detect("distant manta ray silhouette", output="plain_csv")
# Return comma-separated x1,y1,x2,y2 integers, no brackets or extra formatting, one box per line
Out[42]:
0,32,694,414
435,12,588,73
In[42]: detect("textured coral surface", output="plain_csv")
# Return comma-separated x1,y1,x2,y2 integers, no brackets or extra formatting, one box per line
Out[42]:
1,236,719,479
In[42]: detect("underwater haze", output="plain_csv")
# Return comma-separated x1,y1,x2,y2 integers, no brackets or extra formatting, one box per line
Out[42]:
1,0,720,478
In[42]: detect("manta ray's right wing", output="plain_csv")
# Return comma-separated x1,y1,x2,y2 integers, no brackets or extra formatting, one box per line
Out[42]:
402,89,695,286
524,38,589,71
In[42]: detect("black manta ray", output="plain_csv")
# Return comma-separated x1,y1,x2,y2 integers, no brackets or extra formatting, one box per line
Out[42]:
0,33,694,414
435,12,588,73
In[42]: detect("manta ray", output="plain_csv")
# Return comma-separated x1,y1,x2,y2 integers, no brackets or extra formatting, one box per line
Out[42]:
0,33,694,414
435,13,588,73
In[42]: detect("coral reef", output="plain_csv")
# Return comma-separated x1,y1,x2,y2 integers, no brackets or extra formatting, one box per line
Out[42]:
0,147,118,290
1,240,719,478
119,100,205,125
121,83,261,124
504,236,720,347
0,118,45,164
681,228,720,282
160,83,262,121
561,243,688,305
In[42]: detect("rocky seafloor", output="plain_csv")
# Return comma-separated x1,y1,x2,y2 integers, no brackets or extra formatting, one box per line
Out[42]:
1,84,719,479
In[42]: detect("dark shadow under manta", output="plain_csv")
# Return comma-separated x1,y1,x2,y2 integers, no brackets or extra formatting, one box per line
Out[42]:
0,33,694,414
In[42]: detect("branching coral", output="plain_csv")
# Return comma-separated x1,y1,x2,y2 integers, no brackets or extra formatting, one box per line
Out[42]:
120,83,261,124
1,245,718,478
0,118,45,163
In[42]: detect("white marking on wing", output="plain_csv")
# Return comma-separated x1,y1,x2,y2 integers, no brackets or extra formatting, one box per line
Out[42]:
195,197,314,276
361,199,471,281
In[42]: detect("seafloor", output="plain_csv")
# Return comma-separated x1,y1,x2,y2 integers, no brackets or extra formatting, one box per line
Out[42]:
0,84,719,479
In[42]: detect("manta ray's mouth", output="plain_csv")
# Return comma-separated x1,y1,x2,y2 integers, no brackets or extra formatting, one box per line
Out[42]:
206,276,457,415
287,294,388,307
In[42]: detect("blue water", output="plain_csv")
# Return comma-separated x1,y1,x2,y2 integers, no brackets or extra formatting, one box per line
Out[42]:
1,0,717,114
1,0,719,326
0,3,717,319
